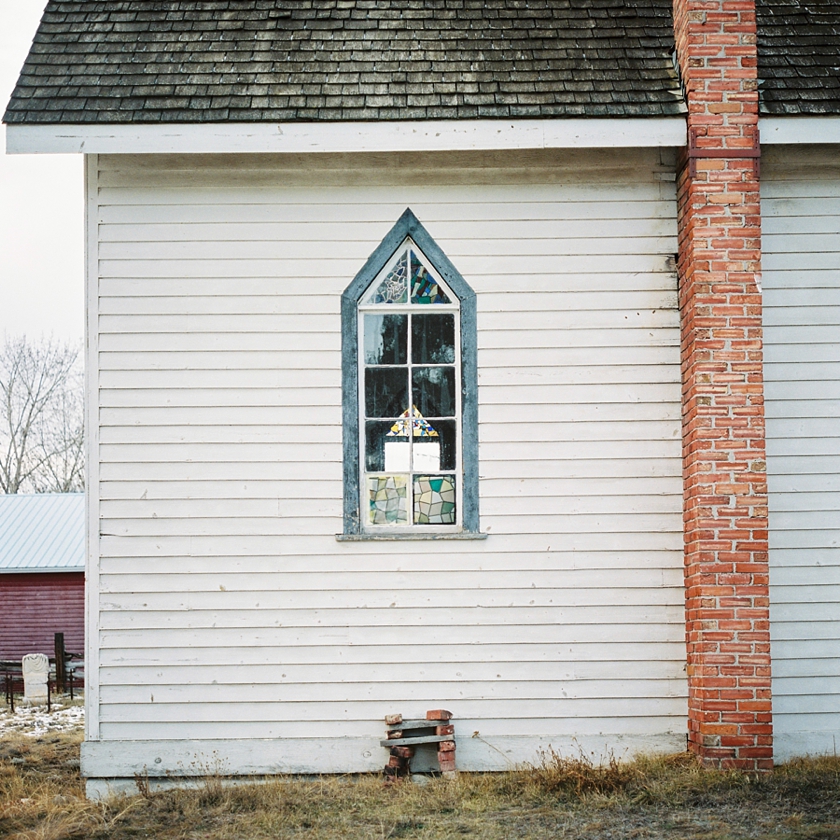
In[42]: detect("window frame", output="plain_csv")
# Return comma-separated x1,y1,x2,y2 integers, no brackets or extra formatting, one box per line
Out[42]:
340,209,480,538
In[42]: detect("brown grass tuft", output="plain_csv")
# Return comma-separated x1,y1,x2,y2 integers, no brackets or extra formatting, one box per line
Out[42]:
526,746,642,797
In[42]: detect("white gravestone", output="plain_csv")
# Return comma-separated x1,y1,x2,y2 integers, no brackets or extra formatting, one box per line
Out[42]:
22,653,50,704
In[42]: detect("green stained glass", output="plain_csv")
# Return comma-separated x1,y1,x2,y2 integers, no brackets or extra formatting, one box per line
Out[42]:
413,475,456,525
369,475,408,525
368,253,408,304
410,251,450,304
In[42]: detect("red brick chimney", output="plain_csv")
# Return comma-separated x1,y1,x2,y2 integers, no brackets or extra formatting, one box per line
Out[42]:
672,0,772,769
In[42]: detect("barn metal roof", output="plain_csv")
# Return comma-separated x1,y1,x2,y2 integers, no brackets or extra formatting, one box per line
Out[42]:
0,493,85,573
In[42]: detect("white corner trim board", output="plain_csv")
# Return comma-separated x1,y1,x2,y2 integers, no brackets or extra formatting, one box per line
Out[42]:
5,118,687,155
759,117,840,144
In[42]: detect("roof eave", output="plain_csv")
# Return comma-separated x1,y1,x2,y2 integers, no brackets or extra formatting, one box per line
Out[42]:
759,116,840,144
0,567,85,574
6,117,688,155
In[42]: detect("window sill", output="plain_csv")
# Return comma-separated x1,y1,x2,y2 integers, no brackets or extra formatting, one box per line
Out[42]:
336,532,489,542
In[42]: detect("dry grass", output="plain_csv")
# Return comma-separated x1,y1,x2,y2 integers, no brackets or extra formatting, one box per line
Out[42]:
2,729,839,840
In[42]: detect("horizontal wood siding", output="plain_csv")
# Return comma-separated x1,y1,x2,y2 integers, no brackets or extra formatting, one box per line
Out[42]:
89,148,685,773
0,572,84,660
762,147,840,760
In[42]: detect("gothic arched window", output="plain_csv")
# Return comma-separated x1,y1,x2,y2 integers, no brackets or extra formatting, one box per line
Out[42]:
340,210,479,537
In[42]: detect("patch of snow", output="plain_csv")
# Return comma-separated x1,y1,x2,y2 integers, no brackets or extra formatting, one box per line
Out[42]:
0,702,84,736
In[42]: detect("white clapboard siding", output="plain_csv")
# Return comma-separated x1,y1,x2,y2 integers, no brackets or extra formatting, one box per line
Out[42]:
98,657,684,685
95,605,686,633
98,638,686,666
96,546,680,574
86,148,685,778
97,531,683,559
762,147,840,761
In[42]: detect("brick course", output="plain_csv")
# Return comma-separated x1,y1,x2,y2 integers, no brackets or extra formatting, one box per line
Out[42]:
673,0,772,770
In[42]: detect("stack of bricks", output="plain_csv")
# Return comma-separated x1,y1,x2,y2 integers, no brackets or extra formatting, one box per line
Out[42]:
381,709,455,780
672,0,772,770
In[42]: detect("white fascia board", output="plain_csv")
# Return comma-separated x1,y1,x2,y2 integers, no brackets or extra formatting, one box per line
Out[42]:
760,117,840,144
6,117,687,155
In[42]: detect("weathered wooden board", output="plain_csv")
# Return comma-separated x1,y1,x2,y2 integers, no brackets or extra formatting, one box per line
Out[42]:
94,696,688,725
380,736,450,746
96,620,682,651
98,639,687,668
80,729,687,788
97,657,685,685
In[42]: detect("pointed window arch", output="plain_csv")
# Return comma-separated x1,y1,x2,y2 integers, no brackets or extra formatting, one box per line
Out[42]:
341,210,480,537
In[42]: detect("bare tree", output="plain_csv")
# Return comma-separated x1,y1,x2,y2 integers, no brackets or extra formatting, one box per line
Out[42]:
0,336,85,494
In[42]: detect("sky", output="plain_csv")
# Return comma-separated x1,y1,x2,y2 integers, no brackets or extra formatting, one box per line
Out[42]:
1,1,84,344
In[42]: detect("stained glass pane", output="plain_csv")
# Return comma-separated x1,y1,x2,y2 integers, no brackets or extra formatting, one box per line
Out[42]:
386,405,439,438
364,314,407,365
410,251,450,304
413,475,457,525
367,252,408,304
412,314,455,364
365,368,408,418
369,475,408,525
412,366,456,418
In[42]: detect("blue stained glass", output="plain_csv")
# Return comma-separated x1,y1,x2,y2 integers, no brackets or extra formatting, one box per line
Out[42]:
410,251,450,304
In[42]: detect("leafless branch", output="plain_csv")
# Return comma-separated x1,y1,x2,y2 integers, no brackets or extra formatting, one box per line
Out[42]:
0,335,85,494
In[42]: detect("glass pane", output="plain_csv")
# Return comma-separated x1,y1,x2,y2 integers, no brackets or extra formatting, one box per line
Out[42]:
369,475,408,525
412,367,456,418
433,419,457,471
410,251,450,304
365,368,408,418
413,440,441,472
367,252,408,304
366,420,400,472
412,313,455,364
413,475,457,525
364,314,407,365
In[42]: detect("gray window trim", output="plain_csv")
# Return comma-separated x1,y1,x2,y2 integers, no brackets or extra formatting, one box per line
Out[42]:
340,208,480,536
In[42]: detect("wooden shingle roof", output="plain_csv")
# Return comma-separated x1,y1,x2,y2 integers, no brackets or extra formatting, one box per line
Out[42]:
757,0,840,115
3,0,685,124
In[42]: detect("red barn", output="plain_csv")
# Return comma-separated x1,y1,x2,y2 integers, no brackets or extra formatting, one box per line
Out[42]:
0,494,84,661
